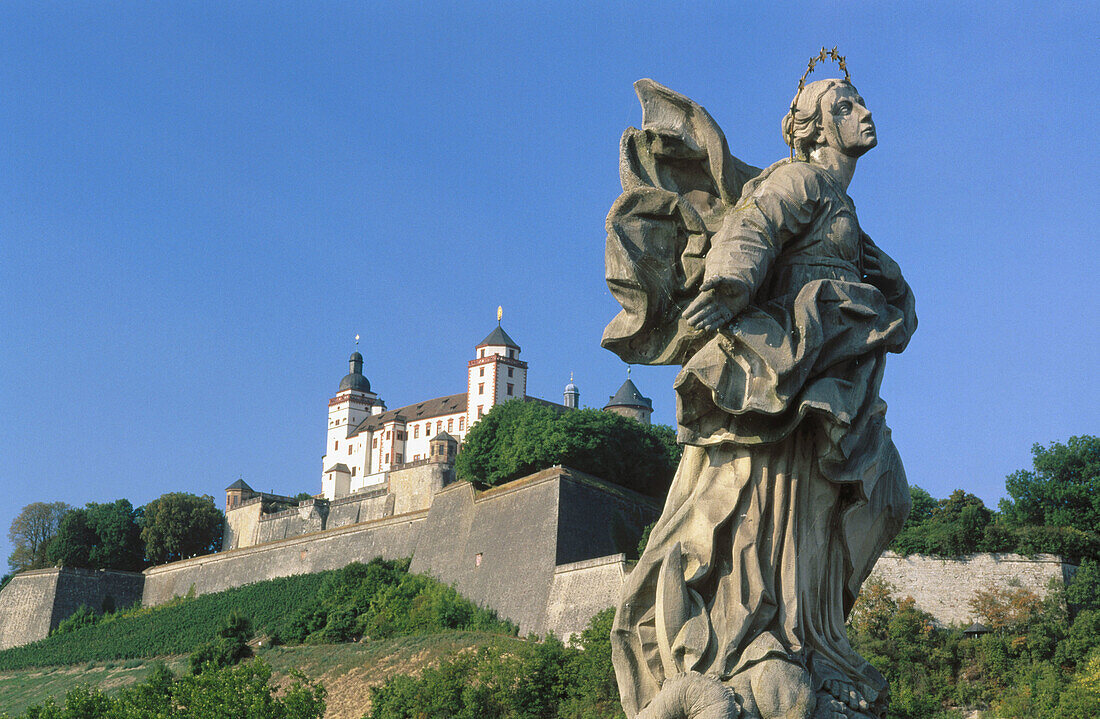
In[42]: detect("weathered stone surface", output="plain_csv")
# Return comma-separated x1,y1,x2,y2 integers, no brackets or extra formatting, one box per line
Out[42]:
0,568,143,649
872,552,1074,626
604,71,915,719
545,554,631,643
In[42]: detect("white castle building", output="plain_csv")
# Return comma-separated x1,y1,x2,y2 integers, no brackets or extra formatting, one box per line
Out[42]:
319,323,653,500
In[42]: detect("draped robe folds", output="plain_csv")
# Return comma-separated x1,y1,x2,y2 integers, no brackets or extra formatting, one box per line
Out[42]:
608,159,918,718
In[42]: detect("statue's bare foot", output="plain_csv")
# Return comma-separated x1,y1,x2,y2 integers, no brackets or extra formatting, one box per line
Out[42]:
636,671,741,719
822,680,871,715
747,657,815,719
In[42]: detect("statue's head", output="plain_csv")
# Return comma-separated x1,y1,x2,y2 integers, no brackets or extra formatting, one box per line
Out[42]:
782,78,876,160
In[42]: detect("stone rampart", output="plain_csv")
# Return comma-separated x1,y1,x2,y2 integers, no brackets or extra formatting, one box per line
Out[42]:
410,466,659,635
0,570,59,649
0,568,144,650
327,489,393,530
142,511,426,606
870,551,1075,626
545,554,630,642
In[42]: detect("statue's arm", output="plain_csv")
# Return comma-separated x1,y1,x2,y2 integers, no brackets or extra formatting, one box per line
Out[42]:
862,232,918,349
684,164,818,329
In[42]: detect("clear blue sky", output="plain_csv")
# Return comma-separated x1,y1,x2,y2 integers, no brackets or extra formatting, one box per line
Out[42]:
1,2,1096,567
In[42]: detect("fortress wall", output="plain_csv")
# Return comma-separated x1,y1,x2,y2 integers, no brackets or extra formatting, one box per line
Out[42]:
545,554,629,642
223,501,264,551
254,503,327,545
391,464,452,516
0,569,60,649
327,490,393,530
410,471,563,636
142,512,426,606
554,472,660,566
50,569,144,627
870,552,1074,626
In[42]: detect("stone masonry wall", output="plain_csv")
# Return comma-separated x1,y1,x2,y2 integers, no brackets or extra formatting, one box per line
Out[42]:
0,568,144,650
223,499,264,551
327,489,393,530
870,552,1075,626
50,569,144,628
0,569,59,649
391,463,452,516
142,512,425,606
544,554,630,642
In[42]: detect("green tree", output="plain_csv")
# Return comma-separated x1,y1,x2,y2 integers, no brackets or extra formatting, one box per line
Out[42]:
45,509,96,568
140,492,224,565
46,500,145,571
7,501,70,572
455,400,679,498
1000,435,1100,534
86,499,144,570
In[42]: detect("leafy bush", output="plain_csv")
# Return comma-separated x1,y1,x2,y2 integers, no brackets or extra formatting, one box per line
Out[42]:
51,605,100,636
367,608,624,719
285,558,516,644
10,659,324,718
189,610,253,674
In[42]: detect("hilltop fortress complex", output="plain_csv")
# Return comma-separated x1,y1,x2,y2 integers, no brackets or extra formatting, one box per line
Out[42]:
0,323,1078,650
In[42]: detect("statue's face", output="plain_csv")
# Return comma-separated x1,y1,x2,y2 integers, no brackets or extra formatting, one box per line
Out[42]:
820,84,876,157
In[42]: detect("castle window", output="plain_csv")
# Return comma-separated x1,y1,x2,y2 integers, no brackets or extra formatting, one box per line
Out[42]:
413,425,419,439
508,368,513,377
478,383,484,394
385,453,390,463
386,431,391,440
437,420,443,432
479,367,485,377
507,383,513,396
372,438,378,448
424,422,430,436
447,418,454,432
396,453,403,464
478,406,484,418
348,445,353,455
335,440,339,450
351,467,356,476
508,350,514,358
480,350,485,358
459,417,466,431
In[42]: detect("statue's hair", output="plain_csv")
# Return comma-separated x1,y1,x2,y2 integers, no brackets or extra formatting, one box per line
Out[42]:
782,77,852,160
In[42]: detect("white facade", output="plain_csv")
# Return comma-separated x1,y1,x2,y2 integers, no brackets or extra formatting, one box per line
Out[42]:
320,325,538,500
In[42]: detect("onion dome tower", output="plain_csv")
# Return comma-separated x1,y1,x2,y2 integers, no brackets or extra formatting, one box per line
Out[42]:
564,372,580,409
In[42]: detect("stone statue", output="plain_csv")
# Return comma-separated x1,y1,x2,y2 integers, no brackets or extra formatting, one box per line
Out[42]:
603,52,917,719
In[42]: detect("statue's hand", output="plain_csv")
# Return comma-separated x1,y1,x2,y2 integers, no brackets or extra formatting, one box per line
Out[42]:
682,279,749,332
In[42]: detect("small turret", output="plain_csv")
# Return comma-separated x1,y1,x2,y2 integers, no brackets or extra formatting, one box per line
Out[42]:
564,373,579,409
428,431,458,465
604,376,653,425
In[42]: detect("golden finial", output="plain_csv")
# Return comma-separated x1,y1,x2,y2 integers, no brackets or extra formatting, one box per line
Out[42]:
497,305,503,325
354,334,360,347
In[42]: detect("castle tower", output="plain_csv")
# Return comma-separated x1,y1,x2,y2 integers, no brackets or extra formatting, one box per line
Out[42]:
467,321,526,428
604,377,653,425
225,478,256,512
428,431,459,464
564,373,579,409
322,351,380,498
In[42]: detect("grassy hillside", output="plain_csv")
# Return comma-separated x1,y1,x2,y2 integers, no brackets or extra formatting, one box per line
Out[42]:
0,633,522,719
0,558,515,672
